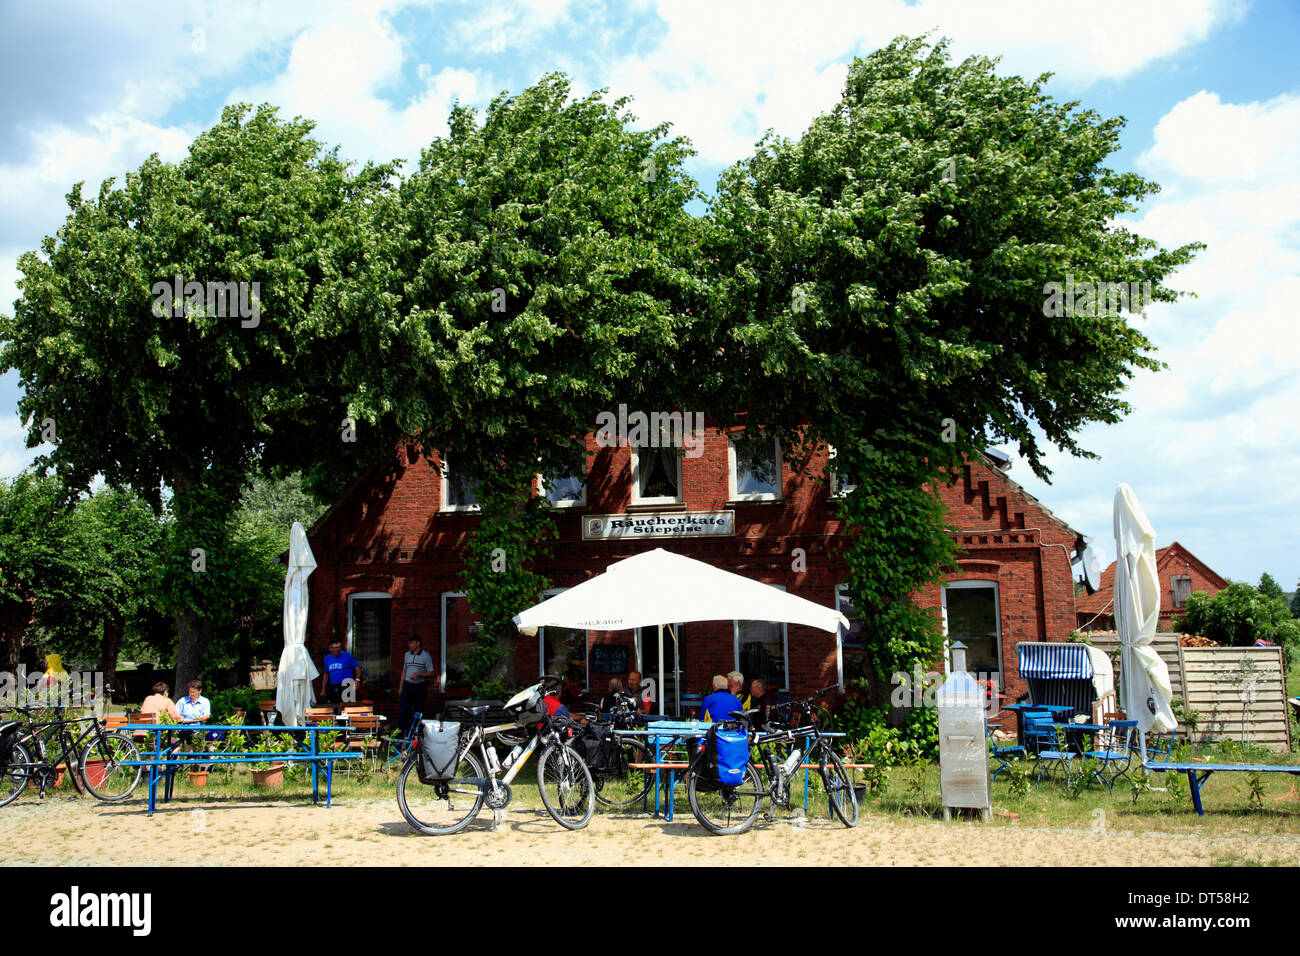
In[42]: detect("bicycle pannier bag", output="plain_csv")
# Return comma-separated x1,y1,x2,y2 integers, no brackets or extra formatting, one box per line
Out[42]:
571,727,607,770
0,722,18,775
417,720,462,784
706,726,748,787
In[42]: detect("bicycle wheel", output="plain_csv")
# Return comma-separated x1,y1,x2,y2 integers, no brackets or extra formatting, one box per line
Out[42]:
537,743,595,829
686,758,764,835
79,732,142,802
817,745,859,828
396,750,485,835
0,741,31,807
592,737,653,808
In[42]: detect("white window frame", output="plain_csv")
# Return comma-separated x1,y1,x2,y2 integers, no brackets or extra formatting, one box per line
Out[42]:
440,455,481,512
827,444,857,497
440,591,480,690
536,469,587,509
733,583,790,692
728,431,782,502
940,580,1003,685
346,591,391,683
538,587,589,688
631,445,683,505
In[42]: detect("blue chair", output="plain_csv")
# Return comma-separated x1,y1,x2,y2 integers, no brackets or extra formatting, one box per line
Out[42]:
987,724,1025,781
1087,719,1136,793
1025,716,1074,789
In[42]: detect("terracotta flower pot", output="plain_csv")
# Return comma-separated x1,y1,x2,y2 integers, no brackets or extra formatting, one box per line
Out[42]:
82,758,109,790
188,770,209,788
251,764,285,788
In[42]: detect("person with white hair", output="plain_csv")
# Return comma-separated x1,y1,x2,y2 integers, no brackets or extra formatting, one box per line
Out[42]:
699,674,743,723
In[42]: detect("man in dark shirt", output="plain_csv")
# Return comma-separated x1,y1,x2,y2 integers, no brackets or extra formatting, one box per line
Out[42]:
747,679,786,728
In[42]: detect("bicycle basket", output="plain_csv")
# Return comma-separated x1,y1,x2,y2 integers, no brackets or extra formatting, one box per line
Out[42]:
705,726,748,787
416,720,462,784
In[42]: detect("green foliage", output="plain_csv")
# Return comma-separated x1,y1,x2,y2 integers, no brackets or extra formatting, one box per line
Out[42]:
0,104,398,685
1129,768,1153,805
1170,698,1200,736
1006,761,1031,798
208,685,263,720
1259,574,1285,603
1176,582,1300,648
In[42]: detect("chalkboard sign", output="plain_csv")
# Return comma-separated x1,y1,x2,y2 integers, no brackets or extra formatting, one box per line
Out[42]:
591,644,629,674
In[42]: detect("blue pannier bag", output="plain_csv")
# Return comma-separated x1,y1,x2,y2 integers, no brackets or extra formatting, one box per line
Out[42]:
707,727,749,787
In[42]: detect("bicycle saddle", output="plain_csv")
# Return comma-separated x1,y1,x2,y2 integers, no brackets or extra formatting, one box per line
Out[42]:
457,705,491,717
0,720,19,735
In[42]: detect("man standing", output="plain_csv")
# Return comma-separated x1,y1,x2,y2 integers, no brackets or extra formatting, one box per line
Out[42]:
399,635,435,734
319,639,361,704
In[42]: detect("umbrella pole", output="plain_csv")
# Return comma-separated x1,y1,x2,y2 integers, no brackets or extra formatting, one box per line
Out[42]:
669,623,681,717
658,623,665,718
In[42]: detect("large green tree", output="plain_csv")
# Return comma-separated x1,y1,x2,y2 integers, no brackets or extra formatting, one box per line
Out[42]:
0,105,397,691
360,75,701,693
698,37,1202,717
1176,583,1300,649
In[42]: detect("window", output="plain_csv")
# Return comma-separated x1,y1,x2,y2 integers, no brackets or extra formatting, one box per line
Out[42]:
539,448,587,508
347,592,391,686
835,584,863,650
632,446,682,504
941,581,1002,685
441,455,481,511
441,592,487,691
827,445,857,497
539,589,588,687
729,432,781,501
1171,575,1192,608
734,584,789,691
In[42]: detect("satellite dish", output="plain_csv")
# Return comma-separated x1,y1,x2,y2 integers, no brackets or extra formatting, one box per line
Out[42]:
1082,545,1103,594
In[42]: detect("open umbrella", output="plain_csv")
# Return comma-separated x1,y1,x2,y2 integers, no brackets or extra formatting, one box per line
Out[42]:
275,522,320,726
1113,484,1176,760
513,548,849,715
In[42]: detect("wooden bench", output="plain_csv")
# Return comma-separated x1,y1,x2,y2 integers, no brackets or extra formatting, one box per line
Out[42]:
1151,761,1300,816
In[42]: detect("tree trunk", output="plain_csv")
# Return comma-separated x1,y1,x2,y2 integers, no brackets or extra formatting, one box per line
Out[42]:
100,617,124,703
0,601,30,676
174,610,213,696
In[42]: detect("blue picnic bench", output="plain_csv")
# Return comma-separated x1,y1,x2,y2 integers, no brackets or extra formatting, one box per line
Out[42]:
1150,761,1300,816
121,724,362,815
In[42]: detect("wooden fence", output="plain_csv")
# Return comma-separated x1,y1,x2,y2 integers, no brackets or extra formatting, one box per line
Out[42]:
1082,633,1290,752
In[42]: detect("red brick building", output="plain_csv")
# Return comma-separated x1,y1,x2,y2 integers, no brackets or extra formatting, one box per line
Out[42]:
301,424,1084,718
1075,541,1229,632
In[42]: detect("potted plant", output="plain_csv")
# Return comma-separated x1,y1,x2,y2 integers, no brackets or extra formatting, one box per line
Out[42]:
250,734,286,788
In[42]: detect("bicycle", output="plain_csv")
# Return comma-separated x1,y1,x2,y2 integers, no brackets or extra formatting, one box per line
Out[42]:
569,696,654,809
685,685,858,835
0,705,142,806
395,676,595,835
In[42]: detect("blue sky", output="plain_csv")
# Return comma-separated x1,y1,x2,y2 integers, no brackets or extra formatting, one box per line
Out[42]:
1,0,1297,588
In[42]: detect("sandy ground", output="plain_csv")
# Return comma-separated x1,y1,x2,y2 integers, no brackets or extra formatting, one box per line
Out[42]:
4,791,1300,866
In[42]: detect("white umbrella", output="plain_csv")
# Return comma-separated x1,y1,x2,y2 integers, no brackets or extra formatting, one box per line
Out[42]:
276,522,320,726
1113,484,1177,760
513,548,850,715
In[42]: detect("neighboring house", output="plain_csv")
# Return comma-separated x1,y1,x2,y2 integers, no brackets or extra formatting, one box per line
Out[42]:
299,423,1083,718
1075,541,1229,632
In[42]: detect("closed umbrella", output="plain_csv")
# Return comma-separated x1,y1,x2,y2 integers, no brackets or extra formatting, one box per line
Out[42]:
1113,484,1177,760
276,522,320,726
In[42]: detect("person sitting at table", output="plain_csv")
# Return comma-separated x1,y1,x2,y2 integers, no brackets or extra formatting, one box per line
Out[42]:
176,679,212,748
600,678,627,714
625,670,653,715
699,674,743,723
140,682,181,723
318,638,361,704
745,678,785,726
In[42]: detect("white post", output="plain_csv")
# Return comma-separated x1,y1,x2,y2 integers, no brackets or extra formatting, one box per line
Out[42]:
657,622,665,719
668,623,681,717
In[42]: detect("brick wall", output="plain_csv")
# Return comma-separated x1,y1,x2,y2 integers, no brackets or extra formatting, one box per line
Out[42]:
305,427,1078,725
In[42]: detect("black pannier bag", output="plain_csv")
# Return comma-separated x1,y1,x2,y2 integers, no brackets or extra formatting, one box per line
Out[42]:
417,719,462,784
570,726,607,771
0,722,18,775
503,688,547,726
